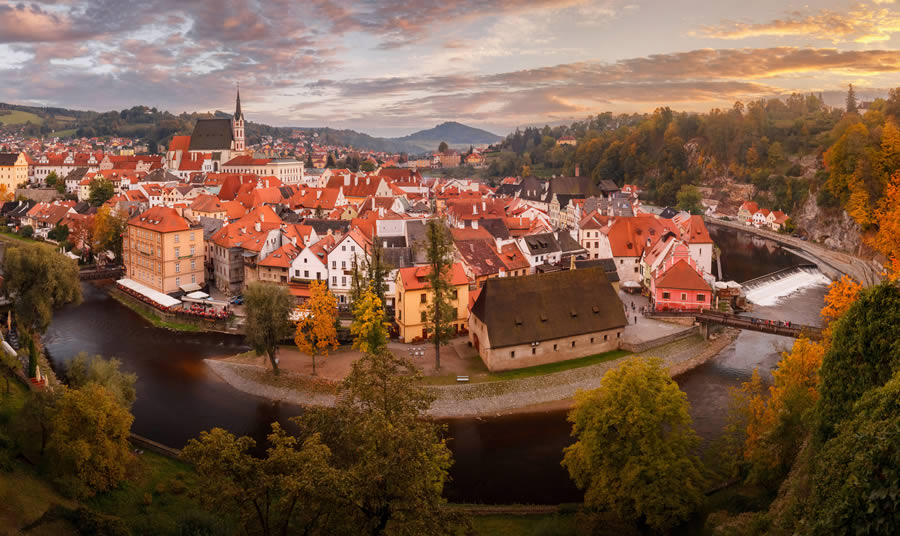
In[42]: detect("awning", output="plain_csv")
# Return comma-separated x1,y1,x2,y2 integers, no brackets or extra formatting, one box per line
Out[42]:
622,280,641,288
185,291,210,299
117,278,181,308
180,282,202,293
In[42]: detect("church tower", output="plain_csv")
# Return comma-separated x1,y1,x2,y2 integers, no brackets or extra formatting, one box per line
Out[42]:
232,87,245,152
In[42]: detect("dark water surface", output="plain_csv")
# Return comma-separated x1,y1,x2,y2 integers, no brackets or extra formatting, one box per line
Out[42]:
43,226,826,504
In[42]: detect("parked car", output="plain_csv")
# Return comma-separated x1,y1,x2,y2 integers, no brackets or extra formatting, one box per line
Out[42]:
230,295,243,305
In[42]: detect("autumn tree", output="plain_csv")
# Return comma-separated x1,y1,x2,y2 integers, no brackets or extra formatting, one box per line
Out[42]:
294,280,338,376
244,282,295,376
88,177,115,207
92,206,127,263
47,383,133,497
820,275,862,335
298,350,463,535
424,219,456,371
1,243,81,334
0,184,13,202
868,171,900,279
562,357,706,531
66,352,137,409
350,287,388,356
182,424,338,536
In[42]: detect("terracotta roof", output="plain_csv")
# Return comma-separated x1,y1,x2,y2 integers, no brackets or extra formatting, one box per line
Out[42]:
499,243,531,271
223,155,272,167
455,239,506,278
169,136,191,153
128,206,191,233
397,262,469,290
258,242,302,268
191,193,224,213
655,259,710,291
606,215,676,258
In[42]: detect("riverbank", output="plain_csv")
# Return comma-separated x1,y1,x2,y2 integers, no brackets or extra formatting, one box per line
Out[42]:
206,329,739,418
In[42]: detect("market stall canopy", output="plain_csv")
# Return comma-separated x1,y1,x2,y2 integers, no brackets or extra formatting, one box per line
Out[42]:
117,278,181,309
180,282,202,293
185,291,210,300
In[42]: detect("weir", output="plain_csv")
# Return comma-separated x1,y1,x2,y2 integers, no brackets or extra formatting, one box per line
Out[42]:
742,264,831,306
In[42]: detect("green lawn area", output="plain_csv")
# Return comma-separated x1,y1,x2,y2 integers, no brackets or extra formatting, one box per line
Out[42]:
110,292,203,332
51,129,77,138
0,229,42,245
470,513,578,535
0,110,44,126
486,350,631,382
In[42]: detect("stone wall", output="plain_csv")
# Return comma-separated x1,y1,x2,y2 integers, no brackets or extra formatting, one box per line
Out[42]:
15,187,62,203
476,322,623,372
620,325,699,353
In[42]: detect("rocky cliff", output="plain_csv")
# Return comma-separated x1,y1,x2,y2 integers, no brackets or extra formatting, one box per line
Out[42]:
795,192,863,254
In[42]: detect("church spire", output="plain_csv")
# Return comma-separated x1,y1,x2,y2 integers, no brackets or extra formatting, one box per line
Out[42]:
235,85,243,121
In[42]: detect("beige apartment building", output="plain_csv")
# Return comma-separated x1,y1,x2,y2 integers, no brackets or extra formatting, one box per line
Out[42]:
0,153,29,194
124,206,205,294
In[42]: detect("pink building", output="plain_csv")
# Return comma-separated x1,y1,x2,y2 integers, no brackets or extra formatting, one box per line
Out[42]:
650,243,712,312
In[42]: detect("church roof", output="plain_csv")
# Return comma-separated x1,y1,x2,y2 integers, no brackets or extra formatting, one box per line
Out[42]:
189,119,233,151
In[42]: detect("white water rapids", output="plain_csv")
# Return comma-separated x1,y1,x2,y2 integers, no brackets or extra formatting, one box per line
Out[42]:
744,268,832,306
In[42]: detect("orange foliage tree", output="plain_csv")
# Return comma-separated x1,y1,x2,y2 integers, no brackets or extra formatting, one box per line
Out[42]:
820,275,863,330
294,280,338,376
868,171,900,279
730,337,825,483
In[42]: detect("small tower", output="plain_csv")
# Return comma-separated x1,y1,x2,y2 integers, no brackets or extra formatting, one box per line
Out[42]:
232,86,245,152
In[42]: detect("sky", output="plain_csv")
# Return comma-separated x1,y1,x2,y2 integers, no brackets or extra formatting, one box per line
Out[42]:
0,0,898,137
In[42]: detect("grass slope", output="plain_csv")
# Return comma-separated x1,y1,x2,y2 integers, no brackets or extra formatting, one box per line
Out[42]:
0,110,44,126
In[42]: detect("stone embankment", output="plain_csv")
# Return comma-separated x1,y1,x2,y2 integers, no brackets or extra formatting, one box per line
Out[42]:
705,217,881,285
206,329,738,418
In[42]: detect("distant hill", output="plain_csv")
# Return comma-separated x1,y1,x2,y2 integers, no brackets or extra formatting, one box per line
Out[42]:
393,121,502,151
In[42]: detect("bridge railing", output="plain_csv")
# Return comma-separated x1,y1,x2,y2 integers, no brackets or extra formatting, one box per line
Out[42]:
645,309,822,339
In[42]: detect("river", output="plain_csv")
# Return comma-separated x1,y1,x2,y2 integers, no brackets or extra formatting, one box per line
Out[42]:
42,225,828,505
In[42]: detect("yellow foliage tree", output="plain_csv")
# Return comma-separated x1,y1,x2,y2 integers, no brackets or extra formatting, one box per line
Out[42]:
294,280,338,376
0,184,12,202
868,171,900,279
350,287,389,356
820,275,863,329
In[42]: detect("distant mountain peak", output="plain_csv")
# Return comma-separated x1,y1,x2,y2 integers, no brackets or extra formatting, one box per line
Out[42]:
394,122,502,148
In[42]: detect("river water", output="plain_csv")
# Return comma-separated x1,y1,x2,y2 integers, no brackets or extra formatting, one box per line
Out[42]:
42,226,828,505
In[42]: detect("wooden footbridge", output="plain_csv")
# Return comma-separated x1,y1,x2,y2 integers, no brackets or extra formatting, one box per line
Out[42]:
645,309,823,340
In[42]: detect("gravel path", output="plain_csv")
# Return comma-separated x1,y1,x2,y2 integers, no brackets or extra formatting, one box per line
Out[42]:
206,330,739,418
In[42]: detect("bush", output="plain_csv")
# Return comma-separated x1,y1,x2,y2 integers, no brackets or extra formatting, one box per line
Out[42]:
70,507,131,536
176,512,231,536
786,163,804,177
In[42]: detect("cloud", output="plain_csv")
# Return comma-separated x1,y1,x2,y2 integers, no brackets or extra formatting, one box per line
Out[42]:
696,5,900,44
0,3,89,43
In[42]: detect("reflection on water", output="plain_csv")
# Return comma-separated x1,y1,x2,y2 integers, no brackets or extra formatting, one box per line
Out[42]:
42,227,828,504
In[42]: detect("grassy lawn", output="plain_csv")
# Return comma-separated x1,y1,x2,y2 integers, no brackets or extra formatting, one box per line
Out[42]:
0,110,44,126
0,229,42,245
51,129,77,138
110,292,203,332
487,350,630,382
470,513,577,535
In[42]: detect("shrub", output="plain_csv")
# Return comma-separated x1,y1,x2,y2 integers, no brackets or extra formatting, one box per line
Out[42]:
18,225,33,238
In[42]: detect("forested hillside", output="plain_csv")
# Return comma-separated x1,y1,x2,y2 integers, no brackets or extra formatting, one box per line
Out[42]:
488,89,900,230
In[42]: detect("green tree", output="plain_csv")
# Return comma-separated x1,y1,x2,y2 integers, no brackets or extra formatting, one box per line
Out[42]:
438,141,449,153
299,350,462,535
45,171,59,187
846,83,858,114
1,243,82,333
244,282,294,376
14,389,60,459
325,154,336,168
363,237,392,308
48,383,133,497
66,352,137,409
350,287,388,356
0,343,21,396
424,219,456,371
182,424,338,536
294,280,338,376
18,225,33,239
348,256,367,306
48,223,69,243
816,282,900,443
88,178,115,207
807,370,900,534
359,161,376,172
675,184,703,214
562,357,706,531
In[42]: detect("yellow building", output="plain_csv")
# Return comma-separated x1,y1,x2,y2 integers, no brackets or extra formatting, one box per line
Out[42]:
0,152,29,194
123,206,205,294
394,263,471,343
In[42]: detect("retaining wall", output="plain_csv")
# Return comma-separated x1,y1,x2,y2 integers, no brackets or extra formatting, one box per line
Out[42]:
619,325,699,353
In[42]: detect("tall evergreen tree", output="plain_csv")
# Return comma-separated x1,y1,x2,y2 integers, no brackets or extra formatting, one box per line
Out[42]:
424,220,456,371
846,83,858,114
364,237,392,308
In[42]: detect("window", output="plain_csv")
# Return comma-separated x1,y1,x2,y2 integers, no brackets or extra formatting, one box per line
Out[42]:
332,261,336,269
420,311,427,322
604,334,608,341
175,262,180,273
590,337,594,343
332,276,336,285
304,270,309,278
451,289,458,300
342,245,346,251
697,294,706,302
634,266,638,273
190,232,195,241
190,259,196,270
341,276,346,286
662,291,670,299
619,259,623,265
350,245,355,252
341,261,346,269
398,310,401,320
420,294,426,303
175,276,180,286
174,233,180,243
571,341,575,348
510,350,515,358
553,344,558,351
190,245,195,255
191,274,196,283
295,270,300,277
681,293,687,301
531,347,536,355
617,331,621,338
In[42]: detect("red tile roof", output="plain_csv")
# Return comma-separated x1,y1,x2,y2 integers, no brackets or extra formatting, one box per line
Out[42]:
128,206,191,233
397,262,469,290
655,260,710,291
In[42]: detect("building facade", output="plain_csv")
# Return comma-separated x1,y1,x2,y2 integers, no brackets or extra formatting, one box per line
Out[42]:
124,207,205,294
395,263,470,343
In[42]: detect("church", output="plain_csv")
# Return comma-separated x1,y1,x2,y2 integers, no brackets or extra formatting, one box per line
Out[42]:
166,89,248,175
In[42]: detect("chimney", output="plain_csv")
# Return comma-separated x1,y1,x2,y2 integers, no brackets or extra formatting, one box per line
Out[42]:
575,164,580,177
316,190,321,199
254,221,261,232
482,201,486,212
344,176,350,186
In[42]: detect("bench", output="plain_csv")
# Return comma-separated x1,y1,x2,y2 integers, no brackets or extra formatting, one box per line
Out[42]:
456,376,469,383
